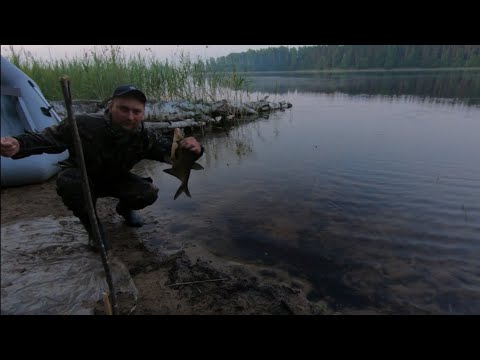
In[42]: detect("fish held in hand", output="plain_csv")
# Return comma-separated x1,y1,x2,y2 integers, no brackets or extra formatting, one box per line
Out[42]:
163,128,204,199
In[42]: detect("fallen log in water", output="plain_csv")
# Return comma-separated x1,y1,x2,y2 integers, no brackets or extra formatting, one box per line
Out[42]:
146,119,199,129
49,97,292,131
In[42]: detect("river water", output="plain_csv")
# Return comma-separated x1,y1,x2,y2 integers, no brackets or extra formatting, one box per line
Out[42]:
139,70,480,314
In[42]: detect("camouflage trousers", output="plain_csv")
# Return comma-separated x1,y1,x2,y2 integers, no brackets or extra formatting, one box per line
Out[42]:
56,168,159,237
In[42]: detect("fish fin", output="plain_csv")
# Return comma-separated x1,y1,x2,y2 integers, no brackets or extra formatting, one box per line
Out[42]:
174,184,191,200
192,162,204,171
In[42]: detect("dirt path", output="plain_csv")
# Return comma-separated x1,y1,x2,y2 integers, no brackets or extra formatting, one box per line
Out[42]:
1,176,333,315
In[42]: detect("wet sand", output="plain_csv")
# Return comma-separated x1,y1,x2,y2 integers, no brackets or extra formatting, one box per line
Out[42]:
1,176,334,315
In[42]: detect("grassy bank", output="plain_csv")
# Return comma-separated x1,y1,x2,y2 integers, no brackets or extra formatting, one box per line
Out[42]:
5,45,250,103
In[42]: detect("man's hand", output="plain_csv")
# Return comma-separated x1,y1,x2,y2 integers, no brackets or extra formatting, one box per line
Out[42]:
1,137,20,157
179,136,202,156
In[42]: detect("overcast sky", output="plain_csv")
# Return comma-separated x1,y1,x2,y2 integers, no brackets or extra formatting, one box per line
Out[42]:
1,45,300,61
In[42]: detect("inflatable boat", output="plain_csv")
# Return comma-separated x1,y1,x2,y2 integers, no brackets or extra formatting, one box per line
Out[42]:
1,55,68,187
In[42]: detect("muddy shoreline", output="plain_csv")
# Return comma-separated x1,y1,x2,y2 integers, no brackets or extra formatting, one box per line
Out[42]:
1,175,336,315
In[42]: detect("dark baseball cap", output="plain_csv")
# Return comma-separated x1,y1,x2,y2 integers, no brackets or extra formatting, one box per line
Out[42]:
112,84,147,103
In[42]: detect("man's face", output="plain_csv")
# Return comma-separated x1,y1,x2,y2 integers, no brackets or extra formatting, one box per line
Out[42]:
109,96,145,131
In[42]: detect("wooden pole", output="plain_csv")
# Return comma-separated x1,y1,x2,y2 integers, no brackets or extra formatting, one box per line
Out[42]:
59,77,118,315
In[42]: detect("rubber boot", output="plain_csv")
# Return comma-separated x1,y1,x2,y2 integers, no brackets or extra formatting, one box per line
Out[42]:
116,203,144,227
82,218,112,252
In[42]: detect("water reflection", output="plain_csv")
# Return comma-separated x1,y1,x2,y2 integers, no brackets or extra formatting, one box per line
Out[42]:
137,71,480,314
247,70,480,106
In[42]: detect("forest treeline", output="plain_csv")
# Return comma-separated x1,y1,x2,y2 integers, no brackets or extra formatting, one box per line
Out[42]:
209,45,480,71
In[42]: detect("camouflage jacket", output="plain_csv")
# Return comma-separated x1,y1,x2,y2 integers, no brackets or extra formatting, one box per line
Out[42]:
12,111,173,180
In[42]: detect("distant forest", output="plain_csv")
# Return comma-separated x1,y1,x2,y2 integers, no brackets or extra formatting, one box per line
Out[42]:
209,45,480,71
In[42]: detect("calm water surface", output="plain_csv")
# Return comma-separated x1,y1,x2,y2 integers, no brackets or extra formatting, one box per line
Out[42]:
138,70,480,314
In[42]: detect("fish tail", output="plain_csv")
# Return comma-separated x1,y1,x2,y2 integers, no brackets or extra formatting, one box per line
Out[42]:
174,183,192,200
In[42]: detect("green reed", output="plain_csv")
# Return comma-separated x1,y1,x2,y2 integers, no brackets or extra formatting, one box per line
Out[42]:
5,45,251,103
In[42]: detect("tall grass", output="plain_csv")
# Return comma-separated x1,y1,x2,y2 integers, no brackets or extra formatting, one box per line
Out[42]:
4,45,252,103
